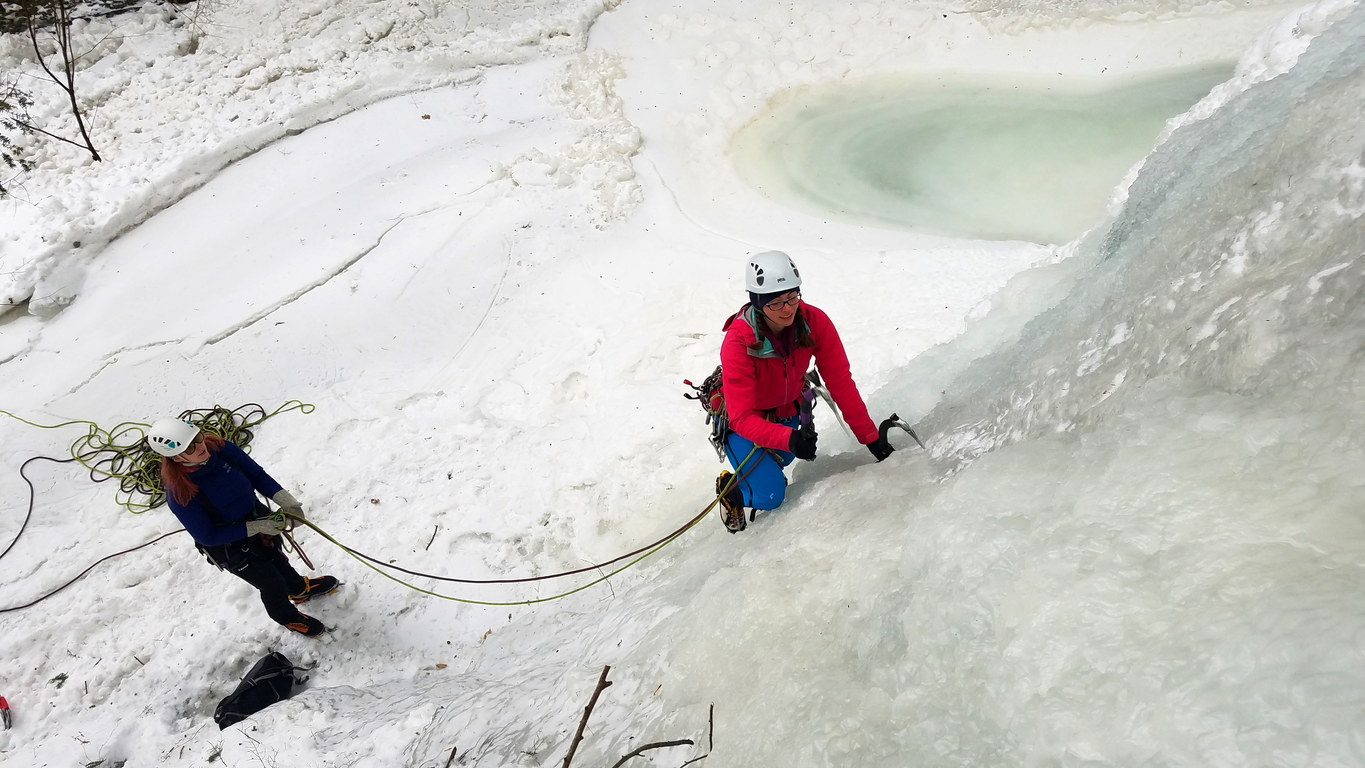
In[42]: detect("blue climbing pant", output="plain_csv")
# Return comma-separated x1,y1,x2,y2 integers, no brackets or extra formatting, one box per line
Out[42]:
724,414,799,511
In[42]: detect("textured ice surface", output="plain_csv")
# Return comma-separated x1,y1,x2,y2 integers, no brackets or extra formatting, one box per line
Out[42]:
731,65,1233,244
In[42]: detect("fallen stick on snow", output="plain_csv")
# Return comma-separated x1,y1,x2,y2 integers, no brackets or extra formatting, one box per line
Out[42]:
562,665,613,768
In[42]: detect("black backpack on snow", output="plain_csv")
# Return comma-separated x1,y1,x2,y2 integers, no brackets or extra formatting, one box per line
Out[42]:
213,651,308,729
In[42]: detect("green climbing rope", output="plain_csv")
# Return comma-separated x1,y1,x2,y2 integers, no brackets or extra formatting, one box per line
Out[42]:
0,400,314,513
283,497,718,606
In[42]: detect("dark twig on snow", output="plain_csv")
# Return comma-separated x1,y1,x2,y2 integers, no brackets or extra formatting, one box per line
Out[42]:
426,525,439,551
561,665,612,768
677,704,715,768
442,746,457,768
609,739,694,768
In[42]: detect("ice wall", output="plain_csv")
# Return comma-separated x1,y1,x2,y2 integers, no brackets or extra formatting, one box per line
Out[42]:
915,0,1364,474
965,0,1303,30
619,6,1365,764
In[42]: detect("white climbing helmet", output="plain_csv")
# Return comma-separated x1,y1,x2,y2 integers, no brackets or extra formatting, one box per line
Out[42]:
147,418,200,457
745,250,802,294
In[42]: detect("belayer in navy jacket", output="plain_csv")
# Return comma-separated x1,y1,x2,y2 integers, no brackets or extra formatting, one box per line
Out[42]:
165,439,284,546
149,418,339,637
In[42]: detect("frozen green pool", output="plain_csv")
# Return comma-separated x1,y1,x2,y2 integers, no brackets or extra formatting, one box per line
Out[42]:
730,65,1235,244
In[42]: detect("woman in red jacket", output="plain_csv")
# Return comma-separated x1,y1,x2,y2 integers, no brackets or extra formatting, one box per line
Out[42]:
715,250,894,532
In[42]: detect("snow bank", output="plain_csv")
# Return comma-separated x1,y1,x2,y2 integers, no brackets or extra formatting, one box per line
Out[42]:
0,0,618,315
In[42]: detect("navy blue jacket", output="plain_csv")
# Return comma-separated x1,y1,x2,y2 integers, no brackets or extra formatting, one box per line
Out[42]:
166,441,284,546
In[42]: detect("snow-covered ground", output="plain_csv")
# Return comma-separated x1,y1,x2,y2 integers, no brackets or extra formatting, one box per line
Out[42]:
1,0,1362,765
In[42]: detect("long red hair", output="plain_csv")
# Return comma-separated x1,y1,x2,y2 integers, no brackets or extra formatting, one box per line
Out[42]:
160,432,227,505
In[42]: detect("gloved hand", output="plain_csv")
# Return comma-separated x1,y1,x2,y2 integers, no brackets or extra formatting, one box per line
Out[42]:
272,489,305,519
867,435,895,462
245,516,288,537
788,427,817,461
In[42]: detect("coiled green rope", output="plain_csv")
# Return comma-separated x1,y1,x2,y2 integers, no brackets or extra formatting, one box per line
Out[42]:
0,400,314,513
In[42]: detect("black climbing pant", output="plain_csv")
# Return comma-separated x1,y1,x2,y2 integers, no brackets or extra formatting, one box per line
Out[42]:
202,535,310,626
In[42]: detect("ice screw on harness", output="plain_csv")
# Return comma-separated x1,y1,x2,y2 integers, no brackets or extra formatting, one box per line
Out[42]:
1,695,11,729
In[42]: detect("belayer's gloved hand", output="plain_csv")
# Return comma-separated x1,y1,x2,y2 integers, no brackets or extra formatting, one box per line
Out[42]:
245,516,288,537
272,489,305,519
788,426,818,461
867,435,895,462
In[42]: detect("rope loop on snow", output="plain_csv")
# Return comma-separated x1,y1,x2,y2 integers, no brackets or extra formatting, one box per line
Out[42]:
284,507,712,606
270,445,762,606
0,411,757,610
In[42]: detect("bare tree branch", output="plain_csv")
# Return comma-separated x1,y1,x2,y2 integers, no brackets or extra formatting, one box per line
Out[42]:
5,113,92,152
609,739,695,768
561,665,612,768
24,0,100,161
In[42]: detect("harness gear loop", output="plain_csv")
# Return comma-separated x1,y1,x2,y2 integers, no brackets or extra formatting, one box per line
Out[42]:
683,364,728,461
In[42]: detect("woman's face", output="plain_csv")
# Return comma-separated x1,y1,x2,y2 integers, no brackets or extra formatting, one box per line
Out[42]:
762,290,801,329
172,432,210,465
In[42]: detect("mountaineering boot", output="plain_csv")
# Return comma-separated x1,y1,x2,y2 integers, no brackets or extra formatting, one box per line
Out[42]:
289,575,341,604
716,471,747,533
285,614,327,637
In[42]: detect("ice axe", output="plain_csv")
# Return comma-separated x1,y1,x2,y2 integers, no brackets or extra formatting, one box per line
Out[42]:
878,413,925,450
804,369,853,440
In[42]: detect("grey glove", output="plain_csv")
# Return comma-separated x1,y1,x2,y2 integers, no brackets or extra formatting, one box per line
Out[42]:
272,489,304,518
245,517,287,537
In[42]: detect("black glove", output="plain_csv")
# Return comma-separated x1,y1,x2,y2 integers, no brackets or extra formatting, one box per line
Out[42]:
788,427,817,461
867,436,895,462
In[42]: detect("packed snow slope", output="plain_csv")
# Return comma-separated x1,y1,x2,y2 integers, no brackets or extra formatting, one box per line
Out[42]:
1,0,1362,766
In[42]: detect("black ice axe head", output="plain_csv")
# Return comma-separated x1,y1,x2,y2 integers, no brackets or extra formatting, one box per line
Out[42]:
879,413,925,450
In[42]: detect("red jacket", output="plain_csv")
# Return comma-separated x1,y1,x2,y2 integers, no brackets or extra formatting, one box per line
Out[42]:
720,302,879,451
